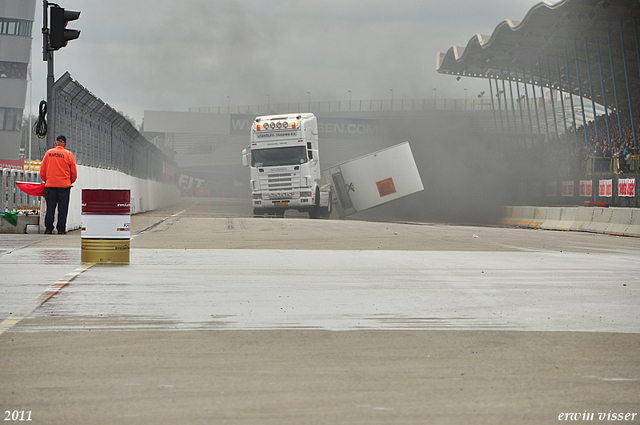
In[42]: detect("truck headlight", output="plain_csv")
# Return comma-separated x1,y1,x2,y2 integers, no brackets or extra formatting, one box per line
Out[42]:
301,191,312,197
252,193,262,200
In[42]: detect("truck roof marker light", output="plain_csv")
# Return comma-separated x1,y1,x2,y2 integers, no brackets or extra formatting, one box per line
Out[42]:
256,124,261,130
292,122,296,128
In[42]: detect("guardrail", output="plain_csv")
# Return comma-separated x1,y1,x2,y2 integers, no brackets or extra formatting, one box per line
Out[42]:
1,168,41,212
587,156,640,175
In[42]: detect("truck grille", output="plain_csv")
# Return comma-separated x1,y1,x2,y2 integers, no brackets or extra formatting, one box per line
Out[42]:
259,172,301,192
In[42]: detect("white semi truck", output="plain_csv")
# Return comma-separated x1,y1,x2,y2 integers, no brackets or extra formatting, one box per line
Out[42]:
242,113,332,218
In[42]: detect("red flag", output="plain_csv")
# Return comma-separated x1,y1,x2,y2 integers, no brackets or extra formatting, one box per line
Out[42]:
16,182,46,197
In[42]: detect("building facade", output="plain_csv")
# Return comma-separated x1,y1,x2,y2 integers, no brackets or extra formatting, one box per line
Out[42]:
0,0,36,163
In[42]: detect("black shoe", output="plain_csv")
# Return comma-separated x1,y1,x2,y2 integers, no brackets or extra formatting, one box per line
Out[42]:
44,230,53,234
58,231,66,235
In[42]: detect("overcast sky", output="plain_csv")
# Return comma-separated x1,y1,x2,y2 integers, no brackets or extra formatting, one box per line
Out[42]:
28,0,546,125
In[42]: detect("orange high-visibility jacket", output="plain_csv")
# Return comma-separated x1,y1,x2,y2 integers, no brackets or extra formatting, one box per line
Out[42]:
40,145,77,188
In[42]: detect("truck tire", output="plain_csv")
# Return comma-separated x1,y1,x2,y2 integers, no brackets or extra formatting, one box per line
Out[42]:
309,187,321,219
320,192,332,218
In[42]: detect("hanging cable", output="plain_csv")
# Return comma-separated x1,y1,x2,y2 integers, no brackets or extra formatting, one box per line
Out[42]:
33,100,47,138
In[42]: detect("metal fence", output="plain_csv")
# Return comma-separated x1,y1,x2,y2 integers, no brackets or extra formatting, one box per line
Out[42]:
189,95,603,141
1,169,41,212
53,72,176,182
189,96,502,115
1,73,177,213
587,156,640,175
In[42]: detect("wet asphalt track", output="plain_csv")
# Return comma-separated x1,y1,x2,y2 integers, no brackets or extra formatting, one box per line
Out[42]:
1,198,639,425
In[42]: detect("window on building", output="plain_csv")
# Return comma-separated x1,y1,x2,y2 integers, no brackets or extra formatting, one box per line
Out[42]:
0,19,32,37
0,62,28,79
0,108,23,131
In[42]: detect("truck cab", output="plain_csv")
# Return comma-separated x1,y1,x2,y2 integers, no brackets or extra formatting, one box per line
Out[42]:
242,113,331,218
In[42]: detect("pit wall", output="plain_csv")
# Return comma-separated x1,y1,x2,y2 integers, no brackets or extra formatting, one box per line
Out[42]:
61,165,180,231
501,206,640,237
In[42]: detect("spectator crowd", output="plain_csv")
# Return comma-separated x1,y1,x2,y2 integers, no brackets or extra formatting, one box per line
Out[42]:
560,110,640,175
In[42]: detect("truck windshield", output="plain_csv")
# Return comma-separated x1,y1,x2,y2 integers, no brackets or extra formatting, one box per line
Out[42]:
252,146,307,167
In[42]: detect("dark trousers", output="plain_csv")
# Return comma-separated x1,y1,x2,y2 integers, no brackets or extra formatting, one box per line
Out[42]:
45,187,71,233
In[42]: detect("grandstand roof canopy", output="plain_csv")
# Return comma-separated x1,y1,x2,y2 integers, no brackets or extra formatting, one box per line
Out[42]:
436,0,640,113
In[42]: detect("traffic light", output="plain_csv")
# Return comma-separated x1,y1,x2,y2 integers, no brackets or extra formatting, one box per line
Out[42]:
49,6,80,50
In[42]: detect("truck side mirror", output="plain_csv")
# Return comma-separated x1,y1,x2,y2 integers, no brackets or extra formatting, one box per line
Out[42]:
241,149,249,167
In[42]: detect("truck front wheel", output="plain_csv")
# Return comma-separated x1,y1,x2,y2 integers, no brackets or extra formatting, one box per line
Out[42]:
320,192,332,218
309,187,321,219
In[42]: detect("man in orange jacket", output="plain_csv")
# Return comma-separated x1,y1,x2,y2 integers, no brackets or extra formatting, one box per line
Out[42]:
40,135,77,234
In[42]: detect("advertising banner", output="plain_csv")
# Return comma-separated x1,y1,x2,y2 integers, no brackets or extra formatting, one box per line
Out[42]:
579,180,592,197
546,181,557,197
0,159,24,170
599,179,612,197
230,114,380,139
618,178,636,197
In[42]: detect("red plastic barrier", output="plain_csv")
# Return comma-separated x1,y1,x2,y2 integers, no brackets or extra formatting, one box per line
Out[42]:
584,201,609,208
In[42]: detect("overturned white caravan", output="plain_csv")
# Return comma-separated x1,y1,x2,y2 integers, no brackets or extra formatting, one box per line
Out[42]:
323,141,424,219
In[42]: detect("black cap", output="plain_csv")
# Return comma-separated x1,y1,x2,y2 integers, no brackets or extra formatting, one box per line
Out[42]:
56,135,67,143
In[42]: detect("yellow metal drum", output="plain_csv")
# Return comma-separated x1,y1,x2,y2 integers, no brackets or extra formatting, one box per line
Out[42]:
81,239,130,264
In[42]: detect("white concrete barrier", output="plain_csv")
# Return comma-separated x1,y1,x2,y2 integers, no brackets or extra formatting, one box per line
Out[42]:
570,207,594,232
62,165,180,231
500,206,542,228
556,207,578,231
502,206,640,238
587,208,614,234
540,207,562,230
533,207,547,225
605,208,633,236
500,206,518,226
626,209,640,237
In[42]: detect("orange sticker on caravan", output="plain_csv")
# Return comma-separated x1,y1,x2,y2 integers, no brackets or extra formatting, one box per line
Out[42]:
376,178,397,197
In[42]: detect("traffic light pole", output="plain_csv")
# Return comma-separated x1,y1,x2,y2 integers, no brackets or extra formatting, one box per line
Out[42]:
43,0,56,150
42,0,80,150
46,48,55,150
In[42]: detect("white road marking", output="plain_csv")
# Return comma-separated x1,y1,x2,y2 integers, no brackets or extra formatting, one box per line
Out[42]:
0,263,94,336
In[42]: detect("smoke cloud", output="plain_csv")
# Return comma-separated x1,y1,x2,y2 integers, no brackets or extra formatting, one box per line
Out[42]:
29,0,539,125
